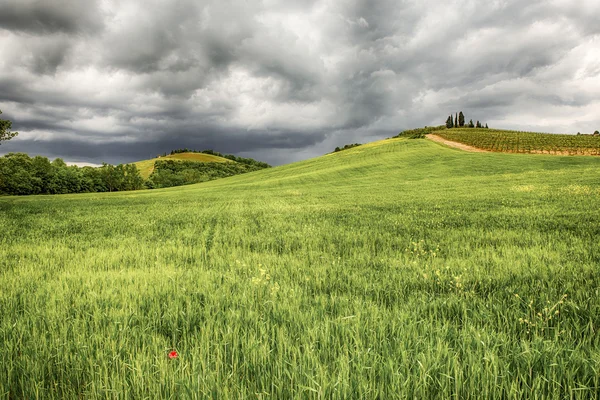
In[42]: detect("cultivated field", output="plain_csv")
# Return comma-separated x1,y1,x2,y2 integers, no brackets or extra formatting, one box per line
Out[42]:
1,138,600,398
435,128,600,155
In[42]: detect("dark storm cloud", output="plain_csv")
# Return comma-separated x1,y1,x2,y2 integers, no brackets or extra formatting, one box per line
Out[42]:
0,0,103,34
1,0,599,166
1,124,330,166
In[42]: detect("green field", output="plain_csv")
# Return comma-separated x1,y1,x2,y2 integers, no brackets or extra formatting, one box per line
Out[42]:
1,137,600,398
134,152,233,179
435,128,600,155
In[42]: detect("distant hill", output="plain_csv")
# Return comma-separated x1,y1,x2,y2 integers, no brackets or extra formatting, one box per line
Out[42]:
133,152,233,179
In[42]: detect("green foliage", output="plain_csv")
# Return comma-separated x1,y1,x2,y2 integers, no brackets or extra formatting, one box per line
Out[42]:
594,130,599,136
445,115,454,128
0,110,18,144
394,125,446,139
100,163,145,192
436,128,600,155
0,153,143,195
333,143,362,153
468,119,475,128
146,159,265,189
1,138,599,397
458,111,465,127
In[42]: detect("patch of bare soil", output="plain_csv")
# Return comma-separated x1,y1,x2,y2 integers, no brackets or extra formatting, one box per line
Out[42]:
426,134,489,153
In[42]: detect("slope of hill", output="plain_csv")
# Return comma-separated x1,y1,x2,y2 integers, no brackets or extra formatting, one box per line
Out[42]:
1,138,600,398
134,152,233,179
431,127,600,155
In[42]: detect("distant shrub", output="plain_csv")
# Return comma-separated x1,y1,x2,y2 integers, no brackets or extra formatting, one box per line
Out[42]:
394,125,446,139
333,143,362,153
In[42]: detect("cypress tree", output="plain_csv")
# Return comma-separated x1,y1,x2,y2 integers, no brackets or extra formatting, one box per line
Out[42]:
485,123,489,129
455,113,458,127
458,111,465,127
468,119,474,128
446,115,454,128
476,120,481,128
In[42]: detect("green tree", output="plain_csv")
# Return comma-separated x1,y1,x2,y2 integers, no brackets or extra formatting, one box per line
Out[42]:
31,156,54,193
455,113,458,127
80,166,106,192
476,121,481,128
0,110,18,144
445,115,454,128
458,111,465,127
468,119,475,128
0,153,39,195
485,123,489,129
594,130,599,136
100,163,120,192
122,164,144,191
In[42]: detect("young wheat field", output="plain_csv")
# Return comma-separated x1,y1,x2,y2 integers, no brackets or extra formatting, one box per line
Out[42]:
1,137,599,398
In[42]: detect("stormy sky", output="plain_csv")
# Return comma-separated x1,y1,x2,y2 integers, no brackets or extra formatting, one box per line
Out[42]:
0,0,599,166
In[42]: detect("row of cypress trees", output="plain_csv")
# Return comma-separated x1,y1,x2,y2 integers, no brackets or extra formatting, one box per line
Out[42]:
445,112,488,129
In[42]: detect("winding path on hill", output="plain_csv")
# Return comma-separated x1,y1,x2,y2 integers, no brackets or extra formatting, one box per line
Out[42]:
426,134,490,153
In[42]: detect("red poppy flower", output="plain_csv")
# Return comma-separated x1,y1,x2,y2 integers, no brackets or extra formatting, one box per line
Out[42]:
168,350,178,359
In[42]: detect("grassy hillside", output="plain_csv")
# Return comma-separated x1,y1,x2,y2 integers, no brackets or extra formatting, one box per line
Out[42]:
1,138,600,398
434,128,600,155
134,152,233,179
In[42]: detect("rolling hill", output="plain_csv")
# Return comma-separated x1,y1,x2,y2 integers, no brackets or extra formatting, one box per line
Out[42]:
133,152,233,179
1,137,600,398
423,127,600,155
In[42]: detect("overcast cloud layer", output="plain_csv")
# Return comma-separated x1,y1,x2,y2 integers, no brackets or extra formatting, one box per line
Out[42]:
1,0,599,165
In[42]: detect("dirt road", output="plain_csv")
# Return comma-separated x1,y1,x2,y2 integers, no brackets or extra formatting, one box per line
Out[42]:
426,134,489,153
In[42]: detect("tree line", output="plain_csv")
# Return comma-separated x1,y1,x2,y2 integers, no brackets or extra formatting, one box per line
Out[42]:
445,111,488,129
146,159,266,189
0,150,273,195
0,110,145,196
0,110,273,196
0,153,144,196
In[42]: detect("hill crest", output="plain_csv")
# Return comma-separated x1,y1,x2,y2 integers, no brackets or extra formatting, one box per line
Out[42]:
134,152,233,179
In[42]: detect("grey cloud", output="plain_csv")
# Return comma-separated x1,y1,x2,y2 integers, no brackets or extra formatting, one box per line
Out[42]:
27,35,71,75
1,0,599,165
0,124,330,166
0,0,102,34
